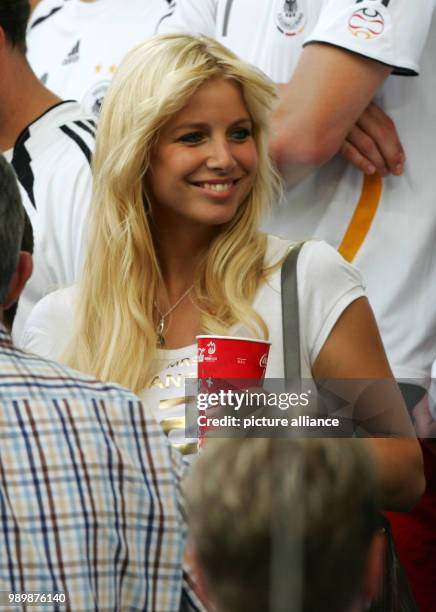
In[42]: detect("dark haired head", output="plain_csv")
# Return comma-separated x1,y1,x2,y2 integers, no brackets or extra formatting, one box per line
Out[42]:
0,1,31,53
0,154,25,304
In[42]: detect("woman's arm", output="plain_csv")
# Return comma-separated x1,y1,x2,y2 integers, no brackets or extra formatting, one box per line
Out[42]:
312,296,425,512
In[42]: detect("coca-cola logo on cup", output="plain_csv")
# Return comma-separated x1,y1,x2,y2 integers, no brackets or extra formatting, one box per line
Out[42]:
259,353,268,369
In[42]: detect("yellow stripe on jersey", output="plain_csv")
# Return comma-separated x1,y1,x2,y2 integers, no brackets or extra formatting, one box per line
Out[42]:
161,416,186,435
338,174,383,262
174,442,198,455
158,396,195,409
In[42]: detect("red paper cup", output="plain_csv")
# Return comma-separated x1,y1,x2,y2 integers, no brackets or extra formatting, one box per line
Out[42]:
196,335,271,447
197,335,270,381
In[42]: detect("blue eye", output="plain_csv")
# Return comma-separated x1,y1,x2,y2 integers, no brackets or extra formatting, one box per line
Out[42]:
178,132,204,144
231,127,252,141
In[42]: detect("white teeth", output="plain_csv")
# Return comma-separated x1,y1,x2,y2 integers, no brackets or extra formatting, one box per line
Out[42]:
201,182,232,192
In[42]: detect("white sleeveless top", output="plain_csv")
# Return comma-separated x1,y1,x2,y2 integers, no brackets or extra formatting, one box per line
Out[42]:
20,236,365,454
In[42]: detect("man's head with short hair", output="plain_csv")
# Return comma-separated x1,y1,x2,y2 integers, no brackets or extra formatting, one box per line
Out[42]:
0,1,60,155
0,154,25,303
0,0,31,53
187,438,383,612
0,154,32,312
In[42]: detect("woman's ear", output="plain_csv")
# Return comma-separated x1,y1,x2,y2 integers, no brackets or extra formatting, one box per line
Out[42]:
3,251,33,309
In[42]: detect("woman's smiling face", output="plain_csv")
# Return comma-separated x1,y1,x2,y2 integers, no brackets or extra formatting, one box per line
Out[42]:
148,78,258,229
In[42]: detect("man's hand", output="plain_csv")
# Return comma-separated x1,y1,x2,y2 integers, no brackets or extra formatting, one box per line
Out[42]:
340,102,405,176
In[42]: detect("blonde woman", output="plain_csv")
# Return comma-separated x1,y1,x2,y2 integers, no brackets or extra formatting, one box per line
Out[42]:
21,34,423,511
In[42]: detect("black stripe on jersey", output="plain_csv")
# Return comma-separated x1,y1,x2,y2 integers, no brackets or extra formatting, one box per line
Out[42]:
73,120,96,139
356,0,390,5
222,0,235,36
30,6,64,30
154,2,176,34
87,119,97,130
11,129,36,209
59,125,92,165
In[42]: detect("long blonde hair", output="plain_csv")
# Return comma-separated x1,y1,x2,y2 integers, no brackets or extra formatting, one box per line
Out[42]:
66,34,281,392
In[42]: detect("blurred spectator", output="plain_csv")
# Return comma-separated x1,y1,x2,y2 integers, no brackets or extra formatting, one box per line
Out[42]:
0,0,94,340
0,152,204,611
187,438,384,612
27,0,174,117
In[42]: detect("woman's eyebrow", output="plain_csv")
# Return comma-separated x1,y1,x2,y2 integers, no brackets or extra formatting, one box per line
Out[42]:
172,117,252,133
172,122,209,132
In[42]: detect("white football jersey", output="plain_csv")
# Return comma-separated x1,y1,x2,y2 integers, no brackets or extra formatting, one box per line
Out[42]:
27,0,171,116
3,101,95,343
162,0,436,381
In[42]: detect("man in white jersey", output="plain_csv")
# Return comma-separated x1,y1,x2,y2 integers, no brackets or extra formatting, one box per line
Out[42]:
27,0,172,116
161,1,436,609
0,0,94,341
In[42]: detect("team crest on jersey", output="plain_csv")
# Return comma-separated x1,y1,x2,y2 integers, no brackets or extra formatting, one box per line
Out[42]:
276,0,306,37
82,80,111,117
348,7,385,39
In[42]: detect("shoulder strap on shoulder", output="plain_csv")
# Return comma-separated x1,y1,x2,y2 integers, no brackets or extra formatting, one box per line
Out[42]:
281,242,305,381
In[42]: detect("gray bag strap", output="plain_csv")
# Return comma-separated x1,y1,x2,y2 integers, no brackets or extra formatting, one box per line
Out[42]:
281,242,305,381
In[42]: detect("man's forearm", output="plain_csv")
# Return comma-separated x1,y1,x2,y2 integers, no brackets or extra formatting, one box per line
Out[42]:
269,43,393,187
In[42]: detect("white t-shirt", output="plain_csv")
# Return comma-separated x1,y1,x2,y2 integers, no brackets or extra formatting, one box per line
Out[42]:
20,236,365,453
161,0,436,381
27,0,170,117
3,101,94,344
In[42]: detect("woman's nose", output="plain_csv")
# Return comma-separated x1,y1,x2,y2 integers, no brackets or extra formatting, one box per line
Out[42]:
206,138,237,173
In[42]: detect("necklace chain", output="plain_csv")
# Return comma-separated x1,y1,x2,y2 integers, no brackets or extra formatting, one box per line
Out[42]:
155,284,194,347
